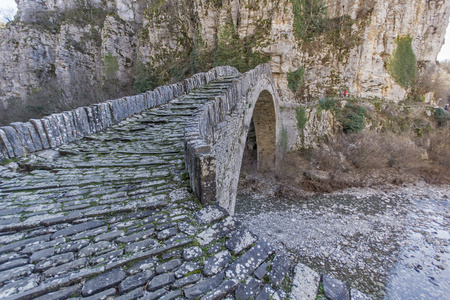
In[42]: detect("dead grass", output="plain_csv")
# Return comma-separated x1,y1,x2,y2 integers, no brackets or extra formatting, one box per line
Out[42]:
272,129,449,195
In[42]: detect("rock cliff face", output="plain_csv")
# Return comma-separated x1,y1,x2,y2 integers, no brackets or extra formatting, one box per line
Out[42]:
0,0,449,145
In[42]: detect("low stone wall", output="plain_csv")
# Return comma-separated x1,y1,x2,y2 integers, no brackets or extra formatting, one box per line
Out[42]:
0,66,240,161
184,64,279,213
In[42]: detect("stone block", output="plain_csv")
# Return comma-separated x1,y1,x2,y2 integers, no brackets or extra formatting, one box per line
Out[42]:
10,122,35,153
82,268,126,296
322,274,349,300
73,107,91,138
147,273,175,292
235,277,261,299
41,116,62,148
29,119,50,149
184,272,225,299
172,273,201,289
1,126,24,157
203,250,231,276
268,253,291,287
83,107,97,134
183,246,203,261
51,220,104,239
53,113,68,144
118,270,154,294
256,284,275,300
61,112,76,143
194,204,228,225
225,240,273,280
225,227,258,254
155,259,182,274
23,121,43,151
200,279,239,300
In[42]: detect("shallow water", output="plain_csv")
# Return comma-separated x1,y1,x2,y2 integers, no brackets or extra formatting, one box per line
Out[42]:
235,186,449,299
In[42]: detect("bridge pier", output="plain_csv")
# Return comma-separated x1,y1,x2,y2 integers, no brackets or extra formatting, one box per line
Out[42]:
185,64,280,214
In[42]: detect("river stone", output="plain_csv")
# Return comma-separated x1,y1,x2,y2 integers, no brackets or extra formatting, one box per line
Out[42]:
350,288,372,300
323,274,349,300
82,268,126,296
290,263,320,300
203,250,231,276
225,227,258,254
184,272,225,299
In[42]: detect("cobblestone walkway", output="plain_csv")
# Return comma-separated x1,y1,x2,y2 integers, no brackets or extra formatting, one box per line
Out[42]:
0,77,293,299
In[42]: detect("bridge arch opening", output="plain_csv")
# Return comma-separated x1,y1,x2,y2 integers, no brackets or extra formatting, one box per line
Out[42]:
247,89,277,172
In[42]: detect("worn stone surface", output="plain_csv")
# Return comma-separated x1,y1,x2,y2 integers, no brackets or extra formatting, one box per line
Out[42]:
184,272,225,299
323,274,349,300
82,268,126,296
290,263,320,300
225,227,258,254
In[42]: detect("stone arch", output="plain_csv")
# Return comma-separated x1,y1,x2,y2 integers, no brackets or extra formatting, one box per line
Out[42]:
252,90,277,172
215,76,280,214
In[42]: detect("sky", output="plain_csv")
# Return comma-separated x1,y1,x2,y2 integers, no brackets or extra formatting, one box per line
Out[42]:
0,0,17,23
0,1,450,60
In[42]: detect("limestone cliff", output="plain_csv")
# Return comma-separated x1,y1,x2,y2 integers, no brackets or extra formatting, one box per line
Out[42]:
0,0,449,140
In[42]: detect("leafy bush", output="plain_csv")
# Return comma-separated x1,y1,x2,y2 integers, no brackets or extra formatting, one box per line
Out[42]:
387,36,418,89
342,103,367,133
296,107,308,130
434,108,450,127
318,98,338,111
213,22,270,72
287,67,305,92
292,0,327,41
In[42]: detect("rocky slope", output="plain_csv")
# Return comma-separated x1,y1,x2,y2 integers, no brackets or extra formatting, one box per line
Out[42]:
0,0,449,146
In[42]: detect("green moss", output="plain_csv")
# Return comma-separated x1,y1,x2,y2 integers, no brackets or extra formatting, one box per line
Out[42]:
387,36,418,89
287,67,305,92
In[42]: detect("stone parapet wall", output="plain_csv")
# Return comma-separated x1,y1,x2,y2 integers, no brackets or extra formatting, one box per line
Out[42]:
0,66,240,161
184,64,279,213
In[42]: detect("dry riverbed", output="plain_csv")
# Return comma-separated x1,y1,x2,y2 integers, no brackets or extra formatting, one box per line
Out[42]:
236,180,450,299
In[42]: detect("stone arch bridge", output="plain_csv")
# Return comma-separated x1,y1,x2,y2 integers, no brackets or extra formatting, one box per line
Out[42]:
1,64,281,215
0,64,369,299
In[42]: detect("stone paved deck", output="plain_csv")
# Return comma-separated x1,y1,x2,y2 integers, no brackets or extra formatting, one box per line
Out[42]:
0,78,293,299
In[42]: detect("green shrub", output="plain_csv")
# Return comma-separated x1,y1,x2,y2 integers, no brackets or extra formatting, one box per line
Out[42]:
342,104,367,133
387,36,418,89
287,67,305,92
296,107,308,130
292,0,327,42
434,108,450,127
318,98,338,111
213,22,270,72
